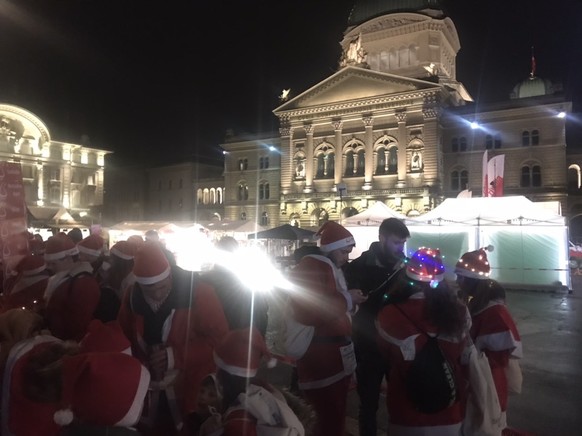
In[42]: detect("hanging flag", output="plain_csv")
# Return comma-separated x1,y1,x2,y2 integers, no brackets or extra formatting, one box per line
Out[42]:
482,150,489,197
487,155,505,197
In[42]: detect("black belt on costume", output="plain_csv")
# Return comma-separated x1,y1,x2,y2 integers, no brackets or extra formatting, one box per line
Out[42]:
311,335,351,345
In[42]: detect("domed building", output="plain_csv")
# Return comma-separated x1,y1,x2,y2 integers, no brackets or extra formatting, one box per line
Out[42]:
220,0,570,229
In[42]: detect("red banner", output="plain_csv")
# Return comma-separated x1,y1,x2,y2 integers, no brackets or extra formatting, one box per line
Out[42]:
0,162,29,292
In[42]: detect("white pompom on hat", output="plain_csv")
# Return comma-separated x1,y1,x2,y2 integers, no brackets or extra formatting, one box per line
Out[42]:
213,327,276,378
54,352,150,427
133,241,170,285
316,221,355,253
454,245,494,280
406,247,446,283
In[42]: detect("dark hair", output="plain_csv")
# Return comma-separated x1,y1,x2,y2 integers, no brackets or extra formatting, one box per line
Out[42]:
379,218,410,239
67,228,83,244
293,244,321,264
388,270,466,337
467,279,506,315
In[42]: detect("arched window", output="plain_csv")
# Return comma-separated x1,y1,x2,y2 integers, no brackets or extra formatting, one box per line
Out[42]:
217,188,223,204
521,165,542,187
316,154,325,178
451,170,469,191
327,153,335,178
531,130,540,146
356,150,365,176
344,151,355,176
259,182,270,200
459,137,467,152
388,147,398,174
376,147,386,175
203,188,209,205
240,212,247,220
197,189,203,204
485,135,493,150
238,183,249,201
522,131,530,146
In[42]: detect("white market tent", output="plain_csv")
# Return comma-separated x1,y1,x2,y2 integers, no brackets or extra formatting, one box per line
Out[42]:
404,196,570,291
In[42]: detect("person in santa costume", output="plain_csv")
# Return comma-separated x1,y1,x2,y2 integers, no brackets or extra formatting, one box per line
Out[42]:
1,253,49,314
117,241,229,436
101,240,137,301
77,233,106,274
455,246,522,430
1,334,150,436
43,234,101,341
198,326,306,436
376,247,471,436
288,221,367,436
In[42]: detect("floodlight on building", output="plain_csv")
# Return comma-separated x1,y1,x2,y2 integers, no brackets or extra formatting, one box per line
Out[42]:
269,145,276,151
470,121,480,129
79,211,88,218
557,111,566,118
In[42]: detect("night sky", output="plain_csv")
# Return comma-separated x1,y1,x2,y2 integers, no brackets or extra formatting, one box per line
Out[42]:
0,0,580,167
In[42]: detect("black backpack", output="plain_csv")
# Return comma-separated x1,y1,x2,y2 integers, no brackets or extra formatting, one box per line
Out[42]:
394,304,457,414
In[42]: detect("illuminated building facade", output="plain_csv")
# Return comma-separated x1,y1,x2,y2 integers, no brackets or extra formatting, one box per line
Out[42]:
221,1,571,227
0,103,111,226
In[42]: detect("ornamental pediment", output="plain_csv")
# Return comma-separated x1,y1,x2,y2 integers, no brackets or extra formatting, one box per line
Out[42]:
275,66,440,113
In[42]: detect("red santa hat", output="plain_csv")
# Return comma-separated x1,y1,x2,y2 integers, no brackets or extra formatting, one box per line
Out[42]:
213,327,277,378
406,247,445,284
16,254,47,276
316,221,355,253
127,235,145,248
79,320,131,354
77,234,104,258
110,240,136,261
54,352,150,427
133,241,170,285
44,234,78,261
454,245,494,280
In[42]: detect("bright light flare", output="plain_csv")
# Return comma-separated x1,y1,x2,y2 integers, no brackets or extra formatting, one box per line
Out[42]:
211,246,292,294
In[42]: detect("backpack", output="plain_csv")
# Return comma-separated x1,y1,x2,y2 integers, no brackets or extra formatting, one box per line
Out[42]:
394,304,457,414
228,385,305,436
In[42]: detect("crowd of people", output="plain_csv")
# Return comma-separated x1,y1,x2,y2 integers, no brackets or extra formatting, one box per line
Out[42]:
0,220,523,436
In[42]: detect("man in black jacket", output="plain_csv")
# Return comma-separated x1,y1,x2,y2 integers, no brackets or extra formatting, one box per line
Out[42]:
344,217,410,436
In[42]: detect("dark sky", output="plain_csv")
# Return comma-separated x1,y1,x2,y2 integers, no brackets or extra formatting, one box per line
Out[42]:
0,0,580,167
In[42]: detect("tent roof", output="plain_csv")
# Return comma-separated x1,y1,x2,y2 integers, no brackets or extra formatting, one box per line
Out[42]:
248,224,316,241
408,196,565,226
343,201,406,226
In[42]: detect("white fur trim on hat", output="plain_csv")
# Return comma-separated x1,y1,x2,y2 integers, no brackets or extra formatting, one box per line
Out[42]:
454,266,490,280
319,236,355,253
134,266,171,285
77,245,101,257
406,269,444,283
115,364,151,427
110,247,134,260
214,351,257,378
44,247,79,261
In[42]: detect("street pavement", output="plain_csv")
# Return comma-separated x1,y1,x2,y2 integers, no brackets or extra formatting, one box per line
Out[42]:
259,287,582,436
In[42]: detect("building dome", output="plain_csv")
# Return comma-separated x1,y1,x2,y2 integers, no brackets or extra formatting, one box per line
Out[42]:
510,76,556,99
348,0,444,26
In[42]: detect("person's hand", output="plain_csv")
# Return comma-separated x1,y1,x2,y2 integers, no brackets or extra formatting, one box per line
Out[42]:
349,288,368,305
148,345,168,381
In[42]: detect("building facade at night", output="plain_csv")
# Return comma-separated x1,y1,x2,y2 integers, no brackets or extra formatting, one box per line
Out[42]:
0,103,111,227
220,1,572,229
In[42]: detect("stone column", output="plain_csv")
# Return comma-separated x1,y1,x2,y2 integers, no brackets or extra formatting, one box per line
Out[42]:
304,123,314,193
36,163,44,206
332,120,343,185
395,112,407,187
363,115,373,190
279,124,294,195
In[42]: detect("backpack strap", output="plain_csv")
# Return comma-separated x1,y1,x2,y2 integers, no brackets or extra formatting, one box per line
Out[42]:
393,303,435,338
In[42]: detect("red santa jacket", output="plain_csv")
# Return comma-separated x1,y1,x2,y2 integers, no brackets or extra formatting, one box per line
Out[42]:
117,268,229,427
471,300,522,412
288,254,354,390
376,294,471,435
43,262,100,341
